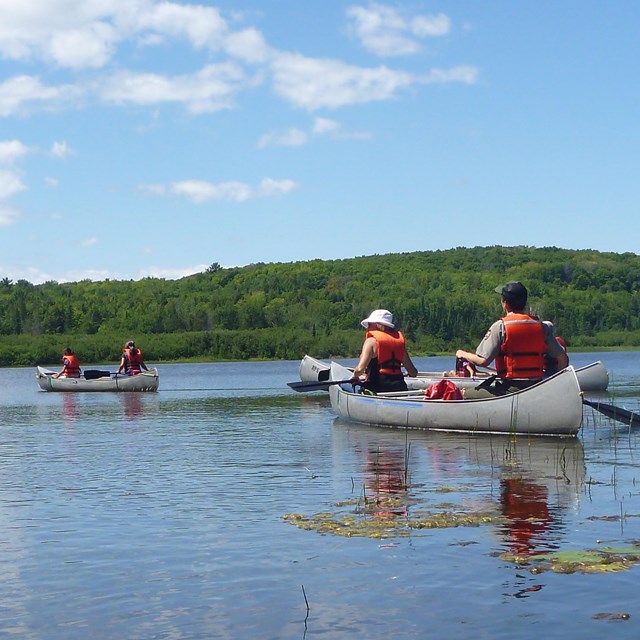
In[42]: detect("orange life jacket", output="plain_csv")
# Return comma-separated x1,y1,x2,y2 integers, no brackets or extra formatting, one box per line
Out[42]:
366,329,406,376
123,347,143,374
495,313,546,379
62,353,81,378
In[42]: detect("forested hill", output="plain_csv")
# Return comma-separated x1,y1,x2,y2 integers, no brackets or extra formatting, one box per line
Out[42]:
2,245,640,366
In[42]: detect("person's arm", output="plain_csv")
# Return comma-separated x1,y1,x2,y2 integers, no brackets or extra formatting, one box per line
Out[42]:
554,350,569,369
456,320,502,369
116,355,125,374
402,351,418,378
544,331,569,369
542,322,569,370
350,337,376,382
53,358,69,378
455,350,491,368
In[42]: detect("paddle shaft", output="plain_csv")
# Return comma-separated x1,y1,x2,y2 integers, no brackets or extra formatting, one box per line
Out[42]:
287,378,358,392
582,398,640,427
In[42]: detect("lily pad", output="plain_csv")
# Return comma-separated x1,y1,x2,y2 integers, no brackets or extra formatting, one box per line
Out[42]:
500,546,640,574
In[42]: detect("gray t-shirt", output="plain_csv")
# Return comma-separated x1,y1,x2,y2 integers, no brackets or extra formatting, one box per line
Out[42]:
475,315,566,363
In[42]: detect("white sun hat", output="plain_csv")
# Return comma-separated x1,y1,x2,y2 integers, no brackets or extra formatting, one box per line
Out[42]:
361,309,395,329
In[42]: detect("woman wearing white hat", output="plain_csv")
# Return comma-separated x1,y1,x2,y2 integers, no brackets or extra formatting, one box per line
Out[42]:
350,309,418,393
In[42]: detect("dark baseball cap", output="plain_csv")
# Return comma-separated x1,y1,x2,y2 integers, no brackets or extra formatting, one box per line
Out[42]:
495,281,528,304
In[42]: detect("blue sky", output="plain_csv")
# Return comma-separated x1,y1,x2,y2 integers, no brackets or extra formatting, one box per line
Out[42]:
1,1,638,284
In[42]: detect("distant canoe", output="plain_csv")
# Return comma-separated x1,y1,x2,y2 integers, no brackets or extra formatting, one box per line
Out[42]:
328,362,583,437
36,366,159,392
298,355,608,393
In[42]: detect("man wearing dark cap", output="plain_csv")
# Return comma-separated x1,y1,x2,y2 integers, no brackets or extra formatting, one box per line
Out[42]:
456,281,568,397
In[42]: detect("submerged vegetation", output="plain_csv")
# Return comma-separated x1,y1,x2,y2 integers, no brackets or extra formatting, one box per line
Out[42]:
2,245,640,365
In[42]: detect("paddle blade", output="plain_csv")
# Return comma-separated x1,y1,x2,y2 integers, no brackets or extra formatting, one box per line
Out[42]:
287,379,355,392
583,399,640,427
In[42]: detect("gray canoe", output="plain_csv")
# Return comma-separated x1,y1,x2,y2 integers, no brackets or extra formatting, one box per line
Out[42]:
328,361,583,437
36,366,159,392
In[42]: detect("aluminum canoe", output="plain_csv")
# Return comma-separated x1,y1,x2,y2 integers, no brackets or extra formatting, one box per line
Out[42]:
328,362,583,437
36,366,159,392
300,354,608,392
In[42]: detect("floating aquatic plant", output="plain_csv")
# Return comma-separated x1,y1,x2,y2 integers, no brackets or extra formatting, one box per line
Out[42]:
500,546,640,574
283,505,504,539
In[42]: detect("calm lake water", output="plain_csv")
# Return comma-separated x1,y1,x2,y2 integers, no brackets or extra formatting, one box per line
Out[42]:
1,352,640,639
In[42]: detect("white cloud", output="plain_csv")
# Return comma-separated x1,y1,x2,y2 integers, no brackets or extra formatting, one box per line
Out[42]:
45,176,59,187
0,169,26,199
137,264,208,280
0,205,20,225
0,168,25,226
0,75,80,116
50,141,74,158
224,28,270,64
257,178,296,197
269,58,477,112
135,2,228,48
80,237,97,247
0,2,472,118
312,117,340,136
0,0,266,70
270,52,415,110
99,63,251,114
141,177,297,203
313,117,372,141
173,179,253,203
0,140,30,164
422,66,478,84
49,22,118,69
347,3,450,57
257,128,307,149
0,0,123,68
258,117,372,148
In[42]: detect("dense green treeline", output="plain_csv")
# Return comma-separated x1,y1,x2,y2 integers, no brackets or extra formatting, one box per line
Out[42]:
2,245,640,366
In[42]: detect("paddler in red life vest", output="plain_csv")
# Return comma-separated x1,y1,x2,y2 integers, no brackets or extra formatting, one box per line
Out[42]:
117,340,149,376
349,309,418,393
53,347,81,378
455,282,569,398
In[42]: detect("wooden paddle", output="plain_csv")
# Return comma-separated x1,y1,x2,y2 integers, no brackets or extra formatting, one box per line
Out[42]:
287,379,358,392
583,398,640,427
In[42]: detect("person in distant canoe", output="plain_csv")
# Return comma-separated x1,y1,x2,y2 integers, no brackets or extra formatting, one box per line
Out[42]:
117,340,148,376
443,356,477,378
456,282,568,397
349,309,418,393
54,347,81,378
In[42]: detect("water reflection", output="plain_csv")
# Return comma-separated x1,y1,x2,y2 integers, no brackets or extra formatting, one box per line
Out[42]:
491,438,585,559
362,447,410,518
62,393,79,424
499,477,551,556
334,421,585,554
120,393,143,422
